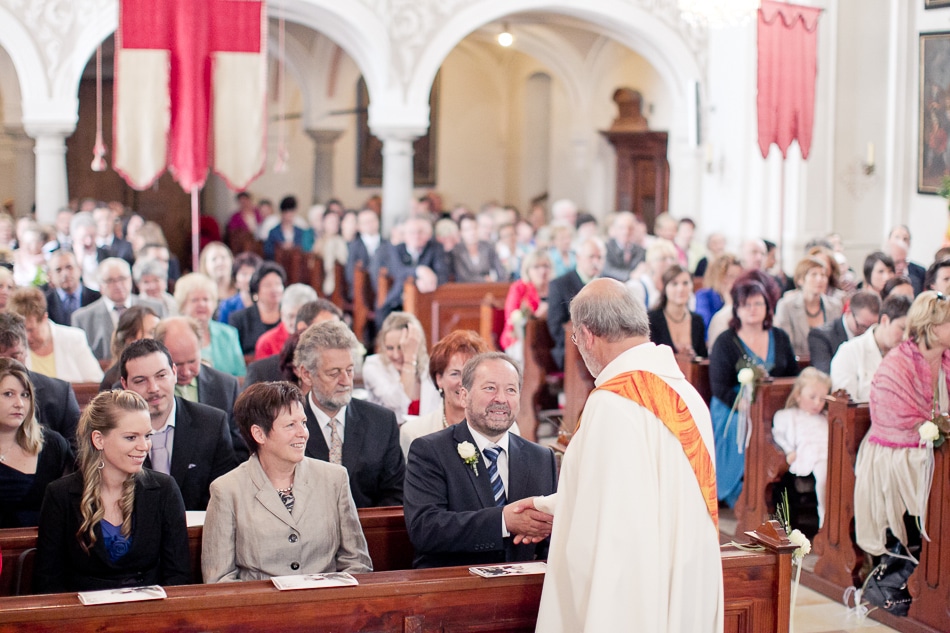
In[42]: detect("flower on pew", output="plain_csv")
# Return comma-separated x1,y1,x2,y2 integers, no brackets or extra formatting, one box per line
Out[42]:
737,367,756,386
725,352,767,453
919,420,942,446
788,529,811,563
458,441,479,476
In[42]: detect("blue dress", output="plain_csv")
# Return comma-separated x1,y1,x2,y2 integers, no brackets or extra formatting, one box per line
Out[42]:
709,332,775,507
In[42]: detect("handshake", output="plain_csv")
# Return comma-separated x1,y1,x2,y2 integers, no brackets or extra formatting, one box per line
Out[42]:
505,495,557,545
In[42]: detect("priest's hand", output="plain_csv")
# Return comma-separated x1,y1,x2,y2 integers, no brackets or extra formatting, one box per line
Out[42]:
505,497,554,544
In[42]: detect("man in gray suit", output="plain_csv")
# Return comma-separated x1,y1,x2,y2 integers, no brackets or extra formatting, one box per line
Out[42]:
155,316,247,462
71,257,164,361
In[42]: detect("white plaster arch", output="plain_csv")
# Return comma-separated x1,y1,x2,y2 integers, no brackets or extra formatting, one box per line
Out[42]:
0,46,23,126
267,28,315,126
0,4,51,114
407,0,703,124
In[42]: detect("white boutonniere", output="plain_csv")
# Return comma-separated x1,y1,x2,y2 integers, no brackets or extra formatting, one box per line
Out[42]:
457,441,478,476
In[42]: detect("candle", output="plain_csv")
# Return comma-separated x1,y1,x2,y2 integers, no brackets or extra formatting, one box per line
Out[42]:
866,142,874,166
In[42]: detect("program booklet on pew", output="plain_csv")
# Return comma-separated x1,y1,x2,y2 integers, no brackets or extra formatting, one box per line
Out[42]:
271,572,359,590
469,562,547,578
77,585,167,605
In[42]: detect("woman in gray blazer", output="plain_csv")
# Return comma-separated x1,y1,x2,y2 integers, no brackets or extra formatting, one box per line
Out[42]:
201,382,372,582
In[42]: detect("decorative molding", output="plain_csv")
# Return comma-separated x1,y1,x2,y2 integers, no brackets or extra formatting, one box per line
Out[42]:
2,0,113,90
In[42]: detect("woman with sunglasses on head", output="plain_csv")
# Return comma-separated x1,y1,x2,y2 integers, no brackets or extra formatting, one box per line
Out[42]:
33,390,190,593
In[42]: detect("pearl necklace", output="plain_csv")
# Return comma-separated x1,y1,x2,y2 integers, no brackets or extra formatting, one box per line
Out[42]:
276,484,293,494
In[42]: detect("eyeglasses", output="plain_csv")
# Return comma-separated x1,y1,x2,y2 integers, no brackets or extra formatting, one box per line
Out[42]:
570,331,577,346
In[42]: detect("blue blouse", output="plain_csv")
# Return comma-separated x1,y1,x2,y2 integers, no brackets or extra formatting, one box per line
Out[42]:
101,519,132,563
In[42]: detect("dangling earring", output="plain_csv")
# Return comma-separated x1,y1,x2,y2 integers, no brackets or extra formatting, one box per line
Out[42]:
438,387,444,397
97,448,104,470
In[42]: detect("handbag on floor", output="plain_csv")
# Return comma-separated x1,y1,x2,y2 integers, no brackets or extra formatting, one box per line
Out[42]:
861,541,916,617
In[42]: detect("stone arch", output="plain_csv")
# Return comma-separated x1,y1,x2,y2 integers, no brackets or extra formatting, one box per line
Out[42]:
0,3,51,113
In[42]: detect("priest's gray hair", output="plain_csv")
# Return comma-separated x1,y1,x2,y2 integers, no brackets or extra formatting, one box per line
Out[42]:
570,282,649,342
461,352,523,391
294,320,360,373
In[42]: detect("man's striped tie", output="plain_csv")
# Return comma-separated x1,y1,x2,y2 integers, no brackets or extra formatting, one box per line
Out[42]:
483,446,506,507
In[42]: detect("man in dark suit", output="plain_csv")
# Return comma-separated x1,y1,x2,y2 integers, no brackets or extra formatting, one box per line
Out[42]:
404,352,557,569
93,205,135,265
244,299,343,387
294,320,404,507
345,209,387,302
547,237,606,368
374,217,449,329
0,312,81,446
44,250,100,326
154,316,248,462
120,338,238,511
807,290,881,373
71,257,165,361
601,211,645,282
886,225,926,295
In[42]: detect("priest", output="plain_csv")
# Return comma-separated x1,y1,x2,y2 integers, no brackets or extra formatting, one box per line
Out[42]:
535,278,724,632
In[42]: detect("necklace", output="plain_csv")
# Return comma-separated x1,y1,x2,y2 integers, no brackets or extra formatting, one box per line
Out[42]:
664,308,688,324
276,484,293,494
0,441,15,463
442,405,449,429
804,297,823,318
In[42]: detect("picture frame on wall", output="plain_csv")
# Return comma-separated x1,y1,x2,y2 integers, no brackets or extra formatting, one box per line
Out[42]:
925,0,950,9
918,32,950,193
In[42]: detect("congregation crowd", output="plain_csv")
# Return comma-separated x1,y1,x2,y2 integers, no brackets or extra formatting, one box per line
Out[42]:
0,190,947,620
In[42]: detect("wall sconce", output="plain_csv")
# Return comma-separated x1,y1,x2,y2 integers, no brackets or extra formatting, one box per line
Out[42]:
497,23,514,47
863,142,875,176
704,143,714,173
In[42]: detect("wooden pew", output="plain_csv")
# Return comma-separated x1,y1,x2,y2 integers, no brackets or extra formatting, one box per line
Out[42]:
560,323,594,437
478,292,506,351
733,377,796,537
402,280,511,348
349,260,375,347
71,382,101,411
518,318,561,442
0,507,411,598
274,247,307,286
677,357,711,404
0,522,797,633
805,393,868,596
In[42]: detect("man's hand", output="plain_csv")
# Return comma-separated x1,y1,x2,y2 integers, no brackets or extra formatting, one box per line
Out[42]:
505,497,554,545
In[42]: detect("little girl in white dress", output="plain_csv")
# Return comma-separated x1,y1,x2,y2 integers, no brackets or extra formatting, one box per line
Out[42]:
772,367,833,527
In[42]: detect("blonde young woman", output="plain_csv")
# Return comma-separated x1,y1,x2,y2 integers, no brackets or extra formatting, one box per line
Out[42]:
33,390,190,593
362,312,440,424
0,358,72,528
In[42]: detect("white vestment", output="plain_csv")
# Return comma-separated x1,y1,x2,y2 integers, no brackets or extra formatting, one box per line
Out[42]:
536,342,724,633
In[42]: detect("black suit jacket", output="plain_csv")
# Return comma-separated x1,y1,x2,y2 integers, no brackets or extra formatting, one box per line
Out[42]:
32,469,190,593
144,398,238,511
303,397,404,508
375,240,449,328
228,304,279,355
98,238,135,265
197,366,247,462
807,317,849,374
647,309,708,358
345,235,388,301
244,354,284,386
908,262,926,296
30,370,81,448
547,270,585,369
404,422,558,569
44,285,100,326
602,239,646,281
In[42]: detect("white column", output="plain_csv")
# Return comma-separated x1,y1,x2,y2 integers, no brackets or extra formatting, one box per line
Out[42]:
375,128,424,237
24,122,74,224
305,128,344,205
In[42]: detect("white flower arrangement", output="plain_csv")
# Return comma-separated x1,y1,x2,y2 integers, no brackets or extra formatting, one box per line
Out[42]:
457,441,479,476
920,420,941,444
737,367,756,386
788,529,811,563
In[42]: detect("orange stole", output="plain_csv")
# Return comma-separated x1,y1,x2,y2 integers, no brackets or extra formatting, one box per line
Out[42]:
588,370,719,530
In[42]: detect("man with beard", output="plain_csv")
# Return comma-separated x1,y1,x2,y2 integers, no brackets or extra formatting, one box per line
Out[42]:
294,320,404,507
535,279,723,632
403,352,557,568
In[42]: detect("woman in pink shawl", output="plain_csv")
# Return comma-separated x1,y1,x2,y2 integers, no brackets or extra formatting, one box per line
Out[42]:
854,291,950,601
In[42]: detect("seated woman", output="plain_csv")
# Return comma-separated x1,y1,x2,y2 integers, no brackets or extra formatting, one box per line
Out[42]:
217,252,262,326
853,291,950,614
0,266,15,312
882,275,915,300
202,382,372,582
311,207,347,297
0,358,73,528
648,265,707,359
862,251,896,297
175,273,246,377
198,241,236,312
228,261,286,355
7,287,103,383
451,214,507,282
628,239,679,310
773,256,843,359
400,330,491,458
132,257,177,317
100,306,161,391
500,248,552,365
362,312,440,423
33,390,190,592
709,275,799,507
694,253,741,336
